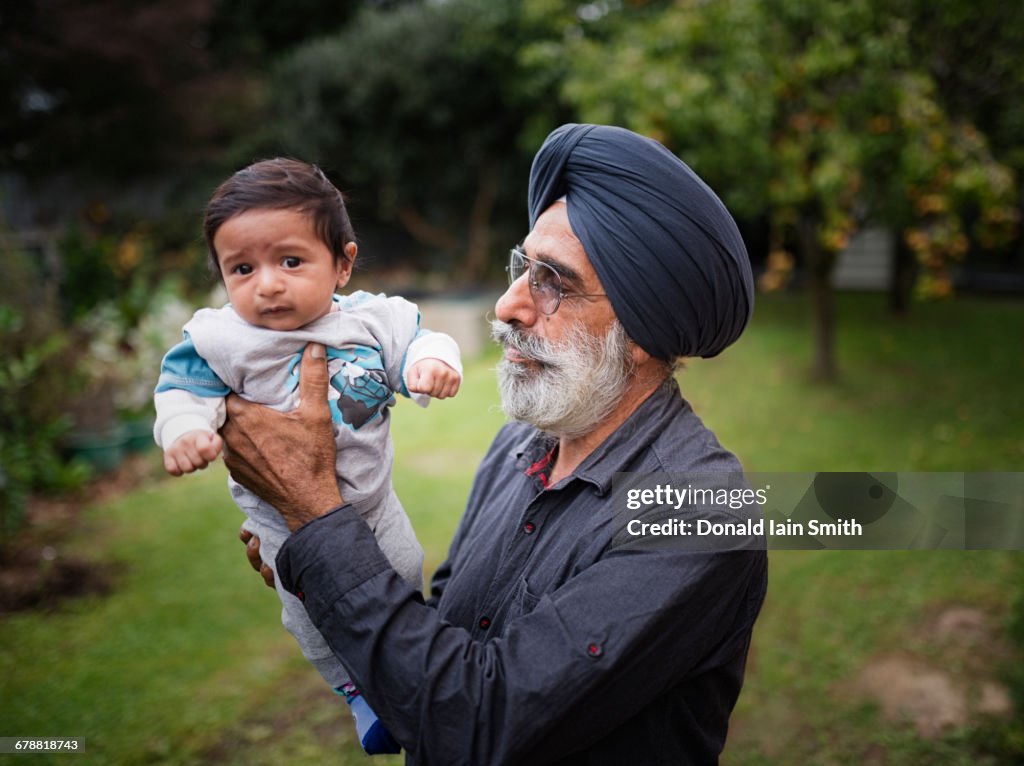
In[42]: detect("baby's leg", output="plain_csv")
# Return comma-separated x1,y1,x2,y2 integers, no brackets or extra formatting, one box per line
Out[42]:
235,493,400,753
367,491,425,592
234,490,351,690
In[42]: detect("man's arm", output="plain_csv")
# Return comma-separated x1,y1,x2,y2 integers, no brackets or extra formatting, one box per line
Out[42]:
277,511,765,765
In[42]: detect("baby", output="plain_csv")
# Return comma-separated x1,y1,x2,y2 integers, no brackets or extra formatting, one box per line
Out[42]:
153,158,461,754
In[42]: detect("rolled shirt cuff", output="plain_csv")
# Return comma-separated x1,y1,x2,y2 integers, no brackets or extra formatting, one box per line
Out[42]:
275,504,393,621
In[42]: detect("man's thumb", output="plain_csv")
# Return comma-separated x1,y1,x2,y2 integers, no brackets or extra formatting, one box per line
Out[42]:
298,343,330,415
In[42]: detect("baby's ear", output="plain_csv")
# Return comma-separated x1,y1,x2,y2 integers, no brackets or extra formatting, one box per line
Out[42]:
336,242,357,288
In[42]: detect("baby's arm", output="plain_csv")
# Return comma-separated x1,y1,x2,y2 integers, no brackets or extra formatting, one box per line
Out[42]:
154,388,227,476
153,331,230,476
401,331,463,406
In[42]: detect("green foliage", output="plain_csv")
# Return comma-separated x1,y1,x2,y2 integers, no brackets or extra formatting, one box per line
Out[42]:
529,0,1019,380
0,307,90,549
540,0,1017,268
255,0,542,280
0,0,208,176
0,212,204,546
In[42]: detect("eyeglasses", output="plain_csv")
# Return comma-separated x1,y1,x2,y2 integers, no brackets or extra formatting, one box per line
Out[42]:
506,246,607,316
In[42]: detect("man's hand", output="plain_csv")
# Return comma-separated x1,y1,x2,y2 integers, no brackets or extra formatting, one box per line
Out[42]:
220,343,342,531
406,358,461,399
163,430,223,476
239,527,275,588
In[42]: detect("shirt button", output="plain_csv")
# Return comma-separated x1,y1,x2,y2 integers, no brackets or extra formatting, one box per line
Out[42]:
586,642,602,658
479,616,491,630
523,522,536,535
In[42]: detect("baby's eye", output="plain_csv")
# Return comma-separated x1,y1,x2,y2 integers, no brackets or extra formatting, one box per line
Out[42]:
232,263,253,275
282,256,302,268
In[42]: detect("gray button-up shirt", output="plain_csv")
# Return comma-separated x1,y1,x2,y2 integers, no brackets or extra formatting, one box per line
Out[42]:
278,377,768,765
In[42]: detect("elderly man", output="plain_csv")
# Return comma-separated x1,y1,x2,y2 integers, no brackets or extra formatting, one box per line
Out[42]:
225,124,767,765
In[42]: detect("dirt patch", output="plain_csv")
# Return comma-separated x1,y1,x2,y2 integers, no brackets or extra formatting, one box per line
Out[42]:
847,607,1014,739
855,656,969,737
0,452,161,614
0,545,119,612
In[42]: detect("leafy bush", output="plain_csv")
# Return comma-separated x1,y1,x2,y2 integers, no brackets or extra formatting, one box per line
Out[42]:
0,306,90,551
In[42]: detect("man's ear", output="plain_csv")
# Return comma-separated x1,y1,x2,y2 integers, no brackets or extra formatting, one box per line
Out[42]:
336,242,357,288
629,341,651,368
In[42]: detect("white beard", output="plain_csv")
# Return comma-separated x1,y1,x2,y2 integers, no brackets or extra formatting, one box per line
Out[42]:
492,318,634,439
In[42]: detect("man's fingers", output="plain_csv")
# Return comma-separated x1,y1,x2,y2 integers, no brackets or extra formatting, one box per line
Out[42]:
297,343,331,419
239,527,275,587
245,533,262,572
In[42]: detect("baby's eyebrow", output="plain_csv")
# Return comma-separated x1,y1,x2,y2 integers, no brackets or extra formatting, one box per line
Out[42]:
218,251,247,269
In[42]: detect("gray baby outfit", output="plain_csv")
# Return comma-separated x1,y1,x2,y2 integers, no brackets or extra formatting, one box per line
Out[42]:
154,291,461,688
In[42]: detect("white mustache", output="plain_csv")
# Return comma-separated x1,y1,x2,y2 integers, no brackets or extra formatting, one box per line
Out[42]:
491,319,562,367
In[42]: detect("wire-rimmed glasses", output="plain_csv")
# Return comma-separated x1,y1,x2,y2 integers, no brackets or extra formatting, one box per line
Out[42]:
506,246,607,316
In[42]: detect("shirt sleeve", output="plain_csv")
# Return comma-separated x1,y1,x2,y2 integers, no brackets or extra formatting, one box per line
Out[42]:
152,333,229,448
276,506,766,765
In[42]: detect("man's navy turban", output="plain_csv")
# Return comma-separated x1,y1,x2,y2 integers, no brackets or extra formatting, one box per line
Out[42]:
528,124,754,360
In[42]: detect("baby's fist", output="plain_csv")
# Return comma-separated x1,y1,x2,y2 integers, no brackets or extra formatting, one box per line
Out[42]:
164,430,223,476
407,359,461,399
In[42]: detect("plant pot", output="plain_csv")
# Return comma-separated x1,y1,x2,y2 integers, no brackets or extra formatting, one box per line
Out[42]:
121,418,155,454
65,425,128,473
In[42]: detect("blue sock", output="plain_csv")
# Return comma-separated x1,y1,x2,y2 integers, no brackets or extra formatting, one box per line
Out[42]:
335,686,401,755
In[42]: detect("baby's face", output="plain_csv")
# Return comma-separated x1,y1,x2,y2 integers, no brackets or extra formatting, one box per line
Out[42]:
214,208,351,330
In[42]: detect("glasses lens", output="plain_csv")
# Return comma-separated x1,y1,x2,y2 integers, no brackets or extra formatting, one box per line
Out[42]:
508,246,562,314
508,247,527,285
530,260,561,315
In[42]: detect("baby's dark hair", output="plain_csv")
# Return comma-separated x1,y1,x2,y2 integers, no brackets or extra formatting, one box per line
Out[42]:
204,158,356,276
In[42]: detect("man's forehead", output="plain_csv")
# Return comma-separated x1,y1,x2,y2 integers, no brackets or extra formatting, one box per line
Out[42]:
523,201,595,284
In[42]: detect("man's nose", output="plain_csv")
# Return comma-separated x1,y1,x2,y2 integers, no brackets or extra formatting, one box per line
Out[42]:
495,272,538,326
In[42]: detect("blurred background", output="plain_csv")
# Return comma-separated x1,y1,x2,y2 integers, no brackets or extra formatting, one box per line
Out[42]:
1,1,1022,764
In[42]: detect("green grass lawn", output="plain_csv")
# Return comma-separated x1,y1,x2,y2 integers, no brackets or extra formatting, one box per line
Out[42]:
0,292,1021,765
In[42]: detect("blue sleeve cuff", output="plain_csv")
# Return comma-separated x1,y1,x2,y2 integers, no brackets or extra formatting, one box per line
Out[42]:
155,332,230,397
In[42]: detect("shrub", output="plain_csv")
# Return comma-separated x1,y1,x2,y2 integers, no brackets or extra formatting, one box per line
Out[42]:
0,306,91,551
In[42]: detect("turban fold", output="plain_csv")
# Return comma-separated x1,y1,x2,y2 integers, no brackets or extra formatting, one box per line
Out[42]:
528,124,754,360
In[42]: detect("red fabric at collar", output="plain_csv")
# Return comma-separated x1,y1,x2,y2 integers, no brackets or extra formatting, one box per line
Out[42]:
524,445,557,489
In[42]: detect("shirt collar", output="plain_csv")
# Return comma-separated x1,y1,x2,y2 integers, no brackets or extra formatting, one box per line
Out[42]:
507,376,687,495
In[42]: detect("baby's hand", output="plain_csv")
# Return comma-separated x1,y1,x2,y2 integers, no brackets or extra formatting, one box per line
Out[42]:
164,430,223,476
406,358,461,399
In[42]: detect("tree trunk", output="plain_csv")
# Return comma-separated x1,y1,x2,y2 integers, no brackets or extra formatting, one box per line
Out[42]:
396,206,459,253
458,159,500,284
798,213,838,381
888,230,917,317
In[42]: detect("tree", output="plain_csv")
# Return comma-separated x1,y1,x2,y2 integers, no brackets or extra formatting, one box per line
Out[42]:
0,0,215,176
525,0,1017,380
254,0,552,282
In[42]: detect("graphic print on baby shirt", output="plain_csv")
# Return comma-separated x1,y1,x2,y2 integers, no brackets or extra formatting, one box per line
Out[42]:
286,344,394,430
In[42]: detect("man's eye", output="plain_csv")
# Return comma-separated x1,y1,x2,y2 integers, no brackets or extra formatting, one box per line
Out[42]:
232,263,253,275
283,256,301,268
533,267,560,293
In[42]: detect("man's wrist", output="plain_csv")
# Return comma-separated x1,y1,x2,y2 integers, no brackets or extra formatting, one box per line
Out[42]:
285,490,345,532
